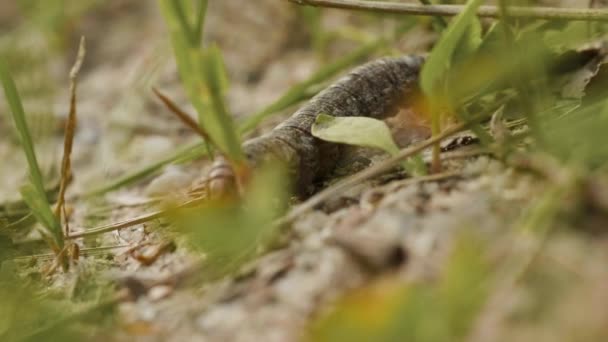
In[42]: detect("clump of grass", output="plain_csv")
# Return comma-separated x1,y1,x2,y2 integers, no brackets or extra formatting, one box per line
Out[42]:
0,262,118,341
159,0,242,162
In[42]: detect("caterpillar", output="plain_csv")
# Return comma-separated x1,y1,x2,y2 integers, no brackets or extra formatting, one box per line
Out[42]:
203,55,425,198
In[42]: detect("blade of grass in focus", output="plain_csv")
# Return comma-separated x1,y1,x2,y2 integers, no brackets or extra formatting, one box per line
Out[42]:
19,185,63,249
201,45,244,161
0,59,63,251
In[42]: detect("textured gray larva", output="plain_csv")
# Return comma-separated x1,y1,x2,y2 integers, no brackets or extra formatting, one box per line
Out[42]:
242,55,425,196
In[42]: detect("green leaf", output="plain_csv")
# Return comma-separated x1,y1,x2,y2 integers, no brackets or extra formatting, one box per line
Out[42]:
311,114,426,175
312,114,400,155
420,0,485,98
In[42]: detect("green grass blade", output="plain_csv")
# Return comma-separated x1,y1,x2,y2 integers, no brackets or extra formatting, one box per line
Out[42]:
0,58,63,249
160,5,199,98
194,0,208,43
20,184,62,247
418,0,485,170
420,0,485,97
200,45,243,161
300,7,326,56
160,0,243,160
166,0,198,46
0,60,46,197
451,16,482,66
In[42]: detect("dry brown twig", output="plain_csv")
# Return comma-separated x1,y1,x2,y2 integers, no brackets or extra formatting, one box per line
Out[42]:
152,86,212,141
289,0,608,21
68,209,165,239
55,37,86,237
12,245,132,262
67,196,205,239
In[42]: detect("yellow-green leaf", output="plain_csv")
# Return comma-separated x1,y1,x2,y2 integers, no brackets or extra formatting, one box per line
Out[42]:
312,114,400,155
420,0,485,98
311,114,426,175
